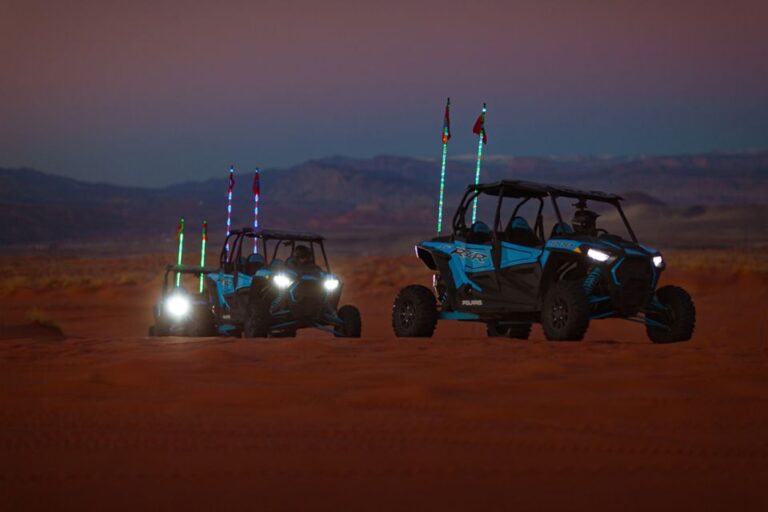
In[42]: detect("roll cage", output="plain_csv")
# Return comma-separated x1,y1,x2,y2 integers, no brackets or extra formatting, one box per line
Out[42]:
220,228,332,274
451,180,638,244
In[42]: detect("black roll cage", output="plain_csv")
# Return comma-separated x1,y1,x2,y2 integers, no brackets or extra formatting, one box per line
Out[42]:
451,182,638,243
548,193,637,242
220,229,331,276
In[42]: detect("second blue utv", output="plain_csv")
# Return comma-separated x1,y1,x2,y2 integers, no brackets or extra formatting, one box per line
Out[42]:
392,181,695,343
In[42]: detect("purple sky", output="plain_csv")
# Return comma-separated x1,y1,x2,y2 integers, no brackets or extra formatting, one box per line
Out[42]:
1,0,766,186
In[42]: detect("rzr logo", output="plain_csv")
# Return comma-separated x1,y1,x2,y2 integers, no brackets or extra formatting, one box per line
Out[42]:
453,247,487,262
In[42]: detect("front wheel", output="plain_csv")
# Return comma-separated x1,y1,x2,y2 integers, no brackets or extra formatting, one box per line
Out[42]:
541,281,590,341
392,285,437,337
335,305,362,338
243,299,271,338
646,285,695,343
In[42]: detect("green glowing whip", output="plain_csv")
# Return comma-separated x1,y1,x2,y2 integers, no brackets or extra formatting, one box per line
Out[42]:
471,103,487,225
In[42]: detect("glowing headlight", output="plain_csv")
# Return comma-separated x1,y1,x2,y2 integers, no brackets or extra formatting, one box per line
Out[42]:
272,274,293,289
653,255,664,268
323,278,340,291
165,293,191,318
586,248,611,262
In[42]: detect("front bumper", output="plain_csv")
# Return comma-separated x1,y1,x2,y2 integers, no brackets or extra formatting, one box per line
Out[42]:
270,279,341,327
587,255,658,317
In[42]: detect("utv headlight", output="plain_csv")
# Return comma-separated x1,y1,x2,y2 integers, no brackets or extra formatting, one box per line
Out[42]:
272,274,293,289
587,248,611,262
165,293,191,318
323,278,340,291
652,255,664,268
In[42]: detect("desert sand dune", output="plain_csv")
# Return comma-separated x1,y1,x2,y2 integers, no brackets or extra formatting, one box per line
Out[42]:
1,253,767,510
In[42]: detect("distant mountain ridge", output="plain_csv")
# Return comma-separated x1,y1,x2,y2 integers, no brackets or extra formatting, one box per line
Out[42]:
1,152,767,250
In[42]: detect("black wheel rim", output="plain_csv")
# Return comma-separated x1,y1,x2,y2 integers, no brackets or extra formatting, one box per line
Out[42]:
551,298,568,330
400,301,415,328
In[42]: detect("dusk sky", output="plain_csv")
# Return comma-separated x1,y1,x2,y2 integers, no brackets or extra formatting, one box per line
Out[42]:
1,0,766,186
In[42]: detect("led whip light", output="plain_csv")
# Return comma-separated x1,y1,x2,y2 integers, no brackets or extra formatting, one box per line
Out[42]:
199,220,207,293
253,169,260,253
175,217,185,287
225,165,235,255
436,97,451,234
471,103,487,224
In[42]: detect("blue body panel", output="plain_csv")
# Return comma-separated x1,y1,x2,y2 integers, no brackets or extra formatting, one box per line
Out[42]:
423,240,546,292
418,233,664,322
208,267,335,314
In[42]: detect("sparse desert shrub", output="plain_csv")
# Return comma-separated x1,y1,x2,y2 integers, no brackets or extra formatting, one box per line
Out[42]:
26,307,62,331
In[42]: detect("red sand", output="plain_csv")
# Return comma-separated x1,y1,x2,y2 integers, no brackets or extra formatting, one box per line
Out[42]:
1,262,767,510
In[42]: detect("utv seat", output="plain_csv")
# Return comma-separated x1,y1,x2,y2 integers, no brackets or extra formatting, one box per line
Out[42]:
468,221,493,244
243,253,265,275
551,222,574,237
504,216,540,247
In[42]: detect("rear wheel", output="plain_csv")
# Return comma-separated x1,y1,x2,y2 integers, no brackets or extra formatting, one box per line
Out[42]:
188,311,217,337
335,305,362,338
542,281,590,341
392,285,437,337
243,298,271,338
646,285,695,343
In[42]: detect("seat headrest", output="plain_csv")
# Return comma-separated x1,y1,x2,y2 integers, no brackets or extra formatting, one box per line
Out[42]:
509,216,532,231
552,222,574,235
471,221,492,234
246,253,265,265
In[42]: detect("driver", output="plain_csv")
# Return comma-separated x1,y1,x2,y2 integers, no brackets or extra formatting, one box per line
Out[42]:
290,245,316,270
572,209,600,236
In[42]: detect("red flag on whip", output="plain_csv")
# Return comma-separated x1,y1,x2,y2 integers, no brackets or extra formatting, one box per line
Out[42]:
228,168,235,193
252,170,260,196
472,104,488,145
441,98,451,144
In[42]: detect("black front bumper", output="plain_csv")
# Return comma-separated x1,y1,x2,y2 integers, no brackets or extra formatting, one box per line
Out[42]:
608,256,656,316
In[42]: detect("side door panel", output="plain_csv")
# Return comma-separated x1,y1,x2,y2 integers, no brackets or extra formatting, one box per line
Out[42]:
497,242,543,308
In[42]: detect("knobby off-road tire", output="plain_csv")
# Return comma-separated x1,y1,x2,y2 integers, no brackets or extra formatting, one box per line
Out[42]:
335,305,362,338
646,285,695,343
542,281,590,341
392,285,437,337
486,322,532,340
243,298,271,338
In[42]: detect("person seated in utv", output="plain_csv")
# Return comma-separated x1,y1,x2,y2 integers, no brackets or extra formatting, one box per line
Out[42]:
572,209,600,237
288,245,322,274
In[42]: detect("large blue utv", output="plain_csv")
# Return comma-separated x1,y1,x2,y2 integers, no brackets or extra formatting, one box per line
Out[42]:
392,181,695,342
150,228,361,338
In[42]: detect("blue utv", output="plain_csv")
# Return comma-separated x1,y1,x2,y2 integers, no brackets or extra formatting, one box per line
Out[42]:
150,228,361,338
392,181,695,343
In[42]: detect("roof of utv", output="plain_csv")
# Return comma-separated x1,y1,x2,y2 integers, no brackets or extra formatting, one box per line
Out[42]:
468,180,623,202
236,227,325,242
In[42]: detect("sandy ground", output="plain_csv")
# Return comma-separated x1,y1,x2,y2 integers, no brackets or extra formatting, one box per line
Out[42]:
1,254,768,510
